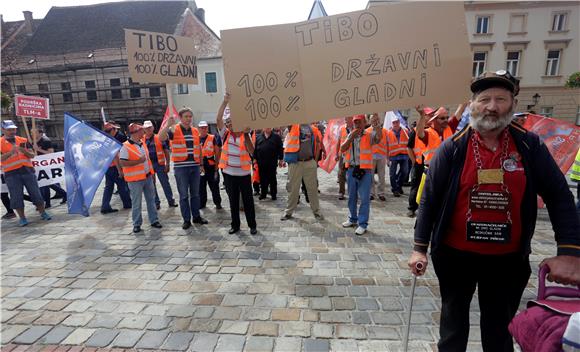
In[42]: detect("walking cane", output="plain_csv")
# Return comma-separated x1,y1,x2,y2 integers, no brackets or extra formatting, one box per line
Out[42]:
403,262,424,352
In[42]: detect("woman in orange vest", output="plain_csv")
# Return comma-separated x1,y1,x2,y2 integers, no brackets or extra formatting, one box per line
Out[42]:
1,120,51,226
119,123,162,234
339,114,382,236
217,93,257,235
159,108,208,230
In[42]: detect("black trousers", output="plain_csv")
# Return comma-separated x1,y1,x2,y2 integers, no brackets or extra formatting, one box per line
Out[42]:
200,166,222,208
258,162,278,198
432,246,530,352
2,192,13,213
408,162,424,211
224,173,256,230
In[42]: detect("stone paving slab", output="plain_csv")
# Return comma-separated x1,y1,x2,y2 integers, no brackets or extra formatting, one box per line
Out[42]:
1,168,560,351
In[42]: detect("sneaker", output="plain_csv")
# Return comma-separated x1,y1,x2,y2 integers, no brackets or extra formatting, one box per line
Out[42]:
280,213,292,221
314,213,324,221
342,220,356,228
216,205,223,210
133,226,142,233
101,208,119,214
406,210,416,218
192,216,208,224
19,218,29,227
169,202,178,208
40,211,52,220
151,222,163,229
182,221,192,230
338,194,345,200
2,212,16,220
355,226,367,236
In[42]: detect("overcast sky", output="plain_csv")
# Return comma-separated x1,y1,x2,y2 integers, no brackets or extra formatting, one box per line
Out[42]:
1,0,369,34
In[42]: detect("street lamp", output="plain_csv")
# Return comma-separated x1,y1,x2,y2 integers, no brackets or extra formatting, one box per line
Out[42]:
527,93,541,111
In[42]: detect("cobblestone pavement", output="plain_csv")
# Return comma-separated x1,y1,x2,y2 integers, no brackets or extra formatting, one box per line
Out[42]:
1,168,558,351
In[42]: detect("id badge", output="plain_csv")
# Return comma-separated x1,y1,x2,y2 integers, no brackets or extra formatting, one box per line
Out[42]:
477,169,504,184
466,221,511,243
469,190,510,212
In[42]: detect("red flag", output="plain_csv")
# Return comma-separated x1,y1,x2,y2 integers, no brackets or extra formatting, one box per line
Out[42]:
318,118,343,173
160,105,179,130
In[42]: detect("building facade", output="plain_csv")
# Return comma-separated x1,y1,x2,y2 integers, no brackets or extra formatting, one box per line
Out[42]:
1,0,222,144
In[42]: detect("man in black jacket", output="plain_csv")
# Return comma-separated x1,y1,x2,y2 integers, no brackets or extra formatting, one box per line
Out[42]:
255,127,284,200
408,70,580,352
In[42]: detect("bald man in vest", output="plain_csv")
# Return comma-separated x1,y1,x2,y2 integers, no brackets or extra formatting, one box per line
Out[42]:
340,114,382,235
119,123,162,233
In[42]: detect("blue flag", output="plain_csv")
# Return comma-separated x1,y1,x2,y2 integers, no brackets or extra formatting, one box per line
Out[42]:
64,113,122,216
457,106,472,130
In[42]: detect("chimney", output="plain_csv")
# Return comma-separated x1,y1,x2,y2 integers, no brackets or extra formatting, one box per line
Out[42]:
23,11,33,34
194,8,205,23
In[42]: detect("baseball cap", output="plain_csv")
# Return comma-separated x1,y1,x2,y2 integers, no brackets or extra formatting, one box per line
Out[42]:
353,114,366,122
471,70,520,96
423,107,435,115
198,120,208,127
1,120,17,129
104,121,120,131
128,123,143,134
429,107,449,122
143,120,154,128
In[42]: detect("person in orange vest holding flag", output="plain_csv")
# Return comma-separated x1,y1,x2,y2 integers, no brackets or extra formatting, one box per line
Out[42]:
1,120,51,226
118,123,162,233
387,118,410,197
198,120,222,210
369,113,388,201
340,114,382,235
159,108,208,229
142,120,177,210
217,93,257,235
335,116,354,200
281,122,324,221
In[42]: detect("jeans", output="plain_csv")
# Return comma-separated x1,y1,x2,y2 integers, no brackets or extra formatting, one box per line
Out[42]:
408,163,425,211
346,167,372,228
432,246,530,352
126,177,159,227
389,158,409,193
101,167,131,211
200,166,222,208
153,164,175,206
224,173,256,230
5,170,44,210
174,165,201,222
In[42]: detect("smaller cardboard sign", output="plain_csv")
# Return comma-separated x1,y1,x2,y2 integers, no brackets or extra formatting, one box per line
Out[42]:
125,29,198,84
15,95,50,120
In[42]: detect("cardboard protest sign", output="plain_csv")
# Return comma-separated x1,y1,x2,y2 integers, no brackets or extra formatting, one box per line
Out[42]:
1,152,64,193
15,95,50,120
125,29,198,84
222,2,471,131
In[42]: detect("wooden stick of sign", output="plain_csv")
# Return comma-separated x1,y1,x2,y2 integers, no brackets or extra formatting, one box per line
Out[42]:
31,116,38,156
19,116,36,156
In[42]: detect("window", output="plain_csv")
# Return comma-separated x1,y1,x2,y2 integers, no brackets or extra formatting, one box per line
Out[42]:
205,72,217,93
177,84,189,95
149,86,161,97
552,13,567,31
128,78,141,98
545,50,560,76
476,16,490,34
63,93,73,102
540,106,553,117
16,85,26,94
38,84,49,99
85,80,97,101
509,14,526,33
110,78,122,100
506,51,520,76
61,82,71,91
472,52,487,77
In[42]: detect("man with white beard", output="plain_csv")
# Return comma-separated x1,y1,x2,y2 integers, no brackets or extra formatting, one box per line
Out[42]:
408,70,580,351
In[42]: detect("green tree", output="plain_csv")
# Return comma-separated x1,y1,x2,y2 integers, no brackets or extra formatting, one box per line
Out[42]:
565,72,580,88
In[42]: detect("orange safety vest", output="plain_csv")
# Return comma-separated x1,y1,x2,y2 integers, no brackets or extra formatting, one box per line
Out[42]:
201,134,217,166
121,141,154,182
344,130,373,169
171,124,201,163
387,128,409,158
419,126,453,165
142,134,166,166
372,128,388,157
251,131,260,183
284,124,320,162
0,136,33,172
218,131,252,171
338,125,350,155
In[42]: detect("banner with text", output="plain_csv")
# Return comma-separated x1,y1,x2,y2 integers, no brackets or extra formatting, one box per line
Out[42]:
125,29,198,84
221,2,471,131
1,152,64,193
15,95,50,119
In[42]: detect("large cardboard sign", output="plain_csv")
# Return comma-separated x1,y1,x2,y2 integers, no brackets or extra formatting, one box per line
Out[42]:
15,95,50,120
222,2,471,131
1,152,64,193
125,29,198,84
